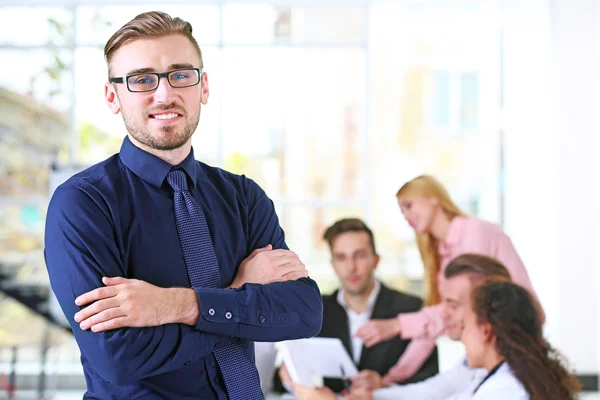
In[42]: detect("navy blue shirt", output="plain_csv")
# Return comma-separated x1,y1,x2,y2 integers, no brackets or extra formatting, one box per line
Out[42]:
44,137,323,399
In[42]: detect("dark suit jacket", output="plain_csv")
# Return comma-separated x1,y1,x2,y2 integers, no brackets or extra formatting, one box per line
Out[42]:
273,282,439,393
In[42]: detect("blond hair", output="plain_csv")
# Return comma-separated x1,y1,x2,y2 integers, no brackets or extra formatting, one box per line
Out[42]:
396,175,466,306
104,11,203,79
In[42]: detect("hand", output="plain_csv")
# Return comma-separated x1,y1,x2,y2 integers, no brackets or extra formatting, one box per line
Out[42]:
347,388,374,400
229,244,308,288
292,384,337,400
355,318,401,347
278,363,293,388
74,277,198,332
351,369,386,391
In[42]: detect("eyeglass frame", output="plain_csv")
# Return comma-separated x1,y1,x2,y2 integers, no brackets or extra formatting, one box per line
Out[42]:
109,68,203,93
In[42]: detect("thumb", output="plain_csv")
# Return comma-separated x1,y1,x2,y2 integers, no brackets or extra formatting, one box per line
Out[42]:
102,276,127,286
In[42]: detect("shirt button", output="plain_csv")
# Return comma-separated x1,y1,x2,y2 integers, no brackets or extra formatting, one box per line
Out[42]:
211,360,217,368
208,308,216,316
259,315,266,324
225,311,232,320
214,377,220,385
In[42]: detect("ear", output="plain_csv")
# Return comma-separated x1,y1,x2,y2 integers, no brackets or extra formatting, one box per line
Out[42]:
104,82,121,115
480,322,495,343
373,254,381,269
200,71,209,105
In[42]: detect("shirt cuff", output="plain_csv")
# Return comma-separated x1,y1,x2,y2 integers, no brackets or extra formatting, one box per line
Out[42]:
193,287,241,336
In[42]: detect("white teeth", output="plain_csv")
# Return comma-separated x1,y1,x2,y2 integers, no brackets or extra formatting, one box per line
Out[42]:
153,113,179,120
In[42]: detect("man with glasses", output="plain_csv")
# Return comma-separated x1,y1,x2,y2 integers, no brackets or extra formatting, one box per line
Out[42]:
44,11,323,400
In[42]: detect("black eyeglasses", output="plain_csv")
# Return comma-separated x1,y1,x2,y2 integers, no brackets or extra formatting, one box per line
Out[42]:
109,68,202,93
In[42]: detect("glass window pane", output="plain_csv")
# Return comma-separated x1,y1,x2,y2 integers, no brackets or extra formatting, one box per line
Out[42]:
76,5,220,46
223,4,365,45
0,50,73,113
460,72,479,129
369,4,501,283
0,50,71,336
433,71,451,127
221,47,365,201
0,7,73,46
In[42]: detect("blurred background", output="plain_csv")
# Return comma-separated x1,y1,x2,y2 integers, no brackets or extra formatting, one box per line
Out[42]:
0,0,597,398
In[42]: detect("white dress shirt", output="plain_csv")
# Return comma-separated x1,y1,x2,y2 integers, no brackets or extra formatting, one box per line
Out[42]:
337,281,381,364
373,357,487,400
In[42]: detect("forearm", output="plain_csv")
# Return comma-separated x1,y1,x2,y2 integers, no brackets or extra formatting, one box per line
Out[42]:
382,338,437,384
167,287,200,326
192,278,323,341
398,304,446,340
50,276,226,384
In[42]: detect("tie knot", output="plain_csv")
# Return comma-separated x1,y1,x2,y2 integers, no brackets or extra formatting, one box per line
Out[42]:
167,169,188,192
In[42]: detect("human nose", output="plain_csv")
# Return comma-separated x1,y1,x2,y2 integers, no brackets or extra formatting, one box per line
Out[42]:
153,76,176,103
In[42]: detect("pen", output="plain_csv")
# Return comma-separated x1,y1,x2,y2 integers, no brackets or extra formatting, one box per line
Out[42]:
340,365,351,391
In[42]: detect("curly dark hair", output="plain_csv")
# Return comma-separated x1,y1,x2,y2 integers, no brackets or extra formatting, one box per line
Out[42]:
471,282,581,400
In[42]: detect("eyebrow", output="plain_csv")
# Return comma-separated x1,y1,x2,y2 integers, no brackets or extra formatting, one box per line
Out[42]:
125,63,197,76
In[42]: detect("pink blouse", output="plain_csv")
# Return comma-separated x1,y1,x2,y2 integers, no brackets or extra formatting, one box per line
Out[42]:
384,216,542,383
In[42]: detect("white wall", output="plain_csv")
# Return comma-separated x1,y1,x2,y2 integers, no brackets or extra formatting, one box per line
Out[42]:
553,0,598,374
504,0,598,374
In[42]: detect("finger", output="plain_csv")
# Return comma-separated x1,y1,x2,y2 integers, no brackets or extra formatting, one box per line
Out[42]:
268,249,300,258
250,244,273,257
275,256,305,269
278,271,308,282
74,297,120,323
354,324,372,338
356,328,377,345
282,268,308,278
351,373,368,383
89,316,129,333
279,263,308,276
102,276,128,286
80,307,124,331
364,335,381,347
75,286,118,306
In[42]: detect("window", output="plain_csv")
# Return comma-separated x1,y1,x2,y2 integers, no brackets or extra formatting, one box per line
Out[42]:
0,3,502,386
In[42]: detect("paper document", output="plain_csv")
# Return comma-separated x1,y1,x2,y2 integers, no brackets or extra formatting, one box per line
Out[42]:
276,337,358,387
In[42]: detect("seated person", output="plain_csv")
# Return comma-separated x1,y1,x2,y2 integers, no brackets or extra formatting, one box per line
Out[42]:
457,281,580,399
275,218,438,394
291,254,514,399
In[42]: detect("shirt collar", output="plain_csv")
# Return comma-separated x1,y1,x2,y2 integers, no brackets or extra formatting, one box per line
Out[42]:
337,280,381,315
119,136,198,189
439,216,466,256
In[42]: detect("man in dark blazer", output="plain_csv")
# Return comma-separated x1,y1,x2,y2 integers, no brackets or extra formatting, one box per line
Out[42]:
274,218,438,393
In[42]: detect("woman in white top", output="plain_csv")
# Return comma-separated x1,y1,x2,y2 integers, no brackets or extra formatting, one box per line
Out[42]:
459,281,580,400
293,281,580,400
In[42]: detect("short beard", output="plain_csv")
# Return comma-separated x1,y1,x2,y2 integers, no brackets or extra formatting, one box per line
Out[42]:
122,104,200,151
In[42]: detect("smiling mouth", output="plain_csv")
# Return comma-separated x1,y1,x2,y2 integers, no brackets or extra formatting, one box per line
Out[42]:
149,113,182,120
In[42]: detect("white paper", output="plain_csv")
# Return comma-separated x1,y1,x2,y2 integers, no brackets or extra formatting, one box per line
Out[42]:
276,337,359,387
